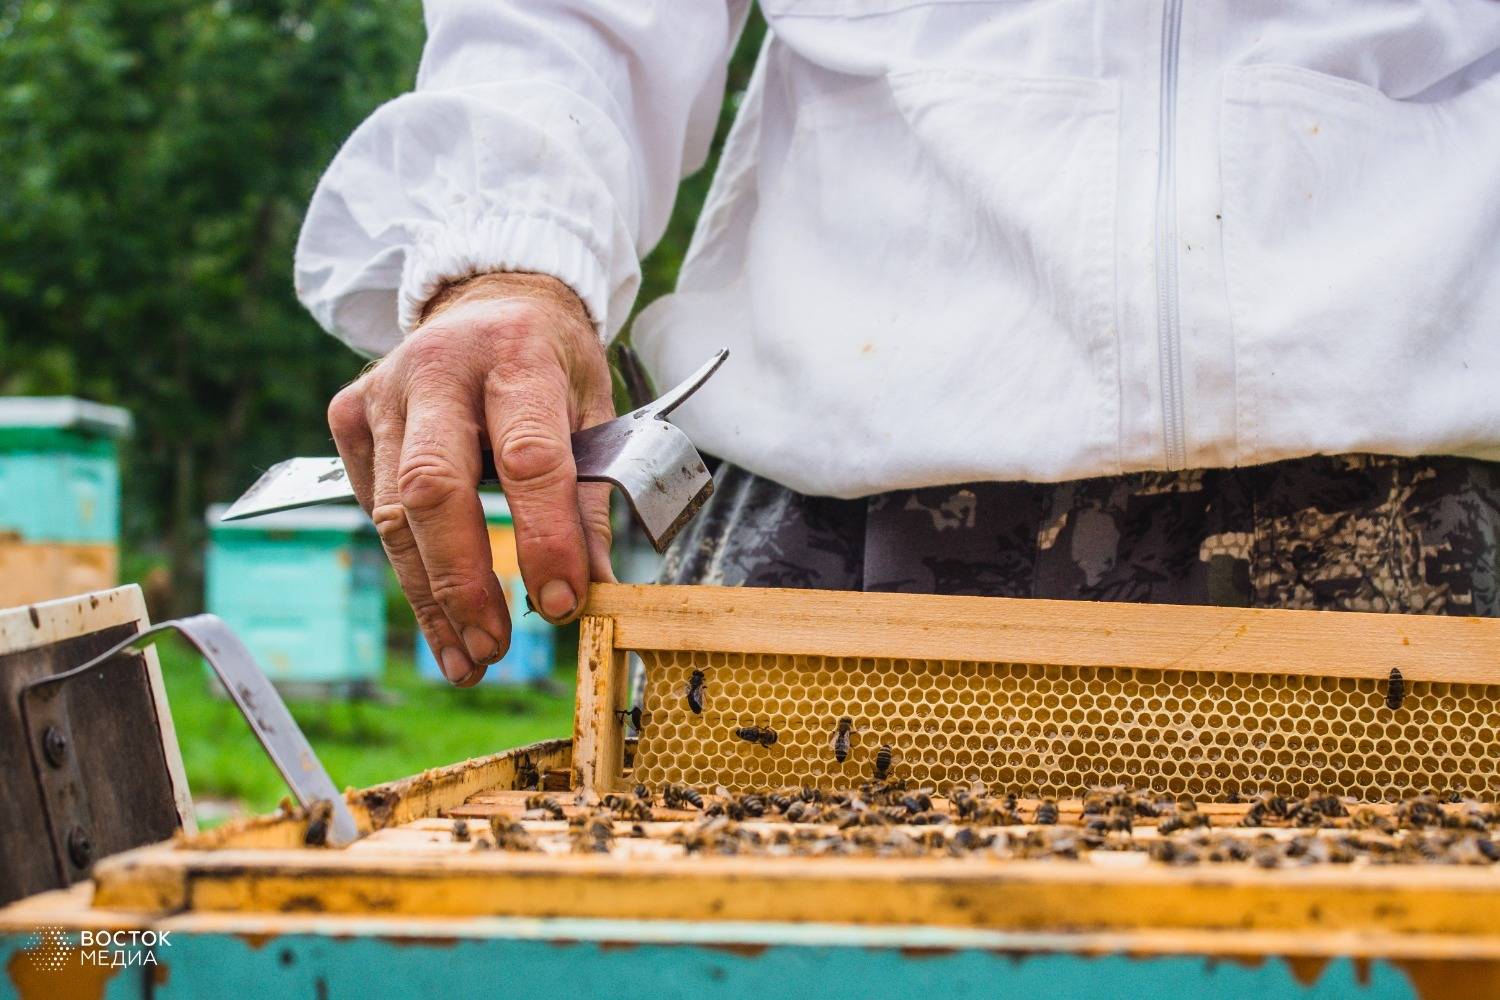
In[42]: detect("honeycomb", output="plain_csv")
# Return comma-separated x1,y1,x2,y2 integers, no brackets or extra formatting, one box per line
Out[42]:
631,651,1500,801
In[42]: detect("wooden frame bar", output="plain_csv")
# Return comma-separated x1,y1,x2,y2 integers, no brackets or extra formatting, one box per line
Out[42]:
580,583,1500,681
73,842,1500,937
570,616,627,793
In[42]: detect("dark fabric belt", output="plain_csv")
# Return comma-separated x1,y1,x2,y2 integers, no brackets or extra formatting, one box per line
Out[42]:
659,453,1500,617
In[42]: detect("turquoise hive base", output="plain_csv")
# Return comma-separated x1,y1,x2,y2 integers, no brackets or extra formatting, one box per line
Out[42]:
0,919,1445,999
413,578,555,685
205,507,386,687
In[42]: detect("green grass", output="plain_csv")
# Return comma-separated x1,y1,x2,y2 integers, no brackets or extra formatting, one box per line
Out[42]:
155,637,575,819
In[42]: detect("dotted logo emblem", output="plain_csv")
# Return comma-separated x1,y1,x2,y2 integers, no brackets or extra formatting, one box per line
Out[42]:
25,926,75,971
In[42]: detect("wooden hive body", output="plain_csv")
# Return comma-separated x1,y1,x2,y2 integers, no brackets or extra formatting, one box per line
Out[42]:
9,584,1500,997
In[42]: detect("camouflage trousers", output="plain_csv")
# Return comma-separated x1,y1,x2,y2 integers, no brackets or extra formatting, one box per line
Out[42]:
660,454,1500,616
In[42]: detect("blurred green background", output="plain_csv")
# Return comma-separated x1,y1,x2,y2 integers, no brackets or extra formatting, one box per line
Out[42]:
0,1,765,819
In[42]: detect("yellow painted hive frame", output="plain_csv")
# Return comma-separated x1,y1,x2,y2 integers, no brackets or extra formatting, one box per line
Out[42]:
572,584,1500,800
12,583,1500,955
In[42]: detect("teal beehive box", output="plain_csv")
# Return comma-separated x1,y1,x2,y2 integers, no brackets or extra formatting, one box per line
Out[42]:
412,493,555,685
0,397,131,544
205,504,386,693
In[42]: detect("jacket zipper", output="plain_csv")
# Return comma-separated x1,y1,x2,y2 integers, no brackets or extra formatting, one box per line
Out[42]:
1154,0,1186,469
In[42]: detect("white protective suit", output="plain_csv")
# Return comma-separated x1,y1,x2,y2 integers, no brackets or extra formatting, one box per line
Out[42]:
296,1,1500,497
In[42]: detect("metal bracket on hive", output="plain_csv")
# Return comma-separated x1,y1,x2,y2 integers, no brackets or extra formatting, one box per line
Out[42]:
20,614,359,876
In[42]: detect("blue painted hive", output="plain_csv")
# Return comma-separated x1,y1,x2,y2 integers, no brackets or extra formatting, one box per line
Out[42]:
0,397,133,606
205,503,385,689
412,492,555,685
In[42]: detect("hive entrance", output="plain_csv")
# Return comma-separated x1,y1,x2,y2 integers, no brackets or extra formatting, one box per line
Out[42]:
631,652,1500,801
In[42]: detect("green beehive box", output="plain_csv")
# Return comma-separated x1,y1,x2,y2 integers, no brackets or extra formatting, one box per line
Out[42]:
205,504,386,692
0,397,131,544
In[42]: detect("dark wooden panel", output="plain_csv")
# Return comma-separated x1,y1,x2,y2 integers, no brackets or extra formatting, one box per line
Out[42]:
1,622,180,904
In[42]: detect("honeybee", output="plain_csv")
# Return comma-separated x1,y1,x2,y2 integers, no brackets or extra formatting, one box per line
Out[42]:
1350,808,1395,834
571,814,616,854
1159,800,1209,834
614,706,644,730
1149,837,1199,865
513,753,540,791
1242,791,1290,827
951,781,987,820
303,799,334,847
451,819,470,842
673,815,753,855
734,725,778,747
1386,667,1406,711
1252,844,1284,869
1034,799,1059,825
902,790,934,815
601,793,652,821
524,794,566,820
832,717,854,763
488,816,538,851
973,794,1023,826
728,794,767,819
663,784,704,810
1396,794,1444,829
874,744,893,780
686,670,706,714
1096,805,1133,834
949,827,990,854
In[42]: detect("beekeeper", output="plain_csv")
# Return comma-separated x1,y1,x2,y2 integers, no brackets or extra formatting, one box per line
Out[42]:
296,2,1500,685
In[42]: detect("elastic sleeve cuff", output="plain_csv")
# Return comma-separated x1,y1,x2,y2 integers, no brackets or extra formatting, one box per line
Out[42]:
397,211,615,340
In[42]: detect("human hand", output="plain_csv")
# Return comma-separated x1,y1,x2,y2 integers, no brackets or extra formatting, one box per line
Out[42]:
327,272,615,685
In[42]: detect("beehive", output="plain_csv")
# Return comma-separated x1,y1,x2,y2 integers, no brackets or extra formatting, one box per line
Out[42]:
204,503,386,691
575,585,1500,803
0,397,131,606
12,584,1500,1000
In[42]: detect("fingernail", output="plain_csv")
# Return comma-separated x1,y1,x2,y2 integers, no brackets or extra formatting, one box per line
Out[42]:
461,626,499,664
439,646,476,684
538,579,576,620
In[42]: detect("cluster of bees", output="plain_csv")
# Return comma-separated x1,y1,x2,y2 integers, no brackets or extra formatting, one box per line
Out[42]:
447,780,1500,868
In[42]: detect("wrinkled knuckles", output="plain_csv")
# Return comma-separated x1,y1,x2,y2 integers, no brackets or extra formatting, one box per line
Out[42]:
326,387,367,442
428,575,493,622
497,432,570,487
371,503,417,550
395,334,482,390
410,603,453,642
396,457,469,514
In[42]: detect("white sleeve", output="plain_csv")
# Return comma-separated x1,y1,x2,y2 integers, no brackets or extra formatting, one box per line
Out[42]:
294,0,749,356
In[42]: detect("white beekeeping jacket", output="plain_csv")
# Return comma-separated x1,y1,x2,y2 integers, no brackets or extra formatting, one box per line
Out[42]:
296,0,1500,497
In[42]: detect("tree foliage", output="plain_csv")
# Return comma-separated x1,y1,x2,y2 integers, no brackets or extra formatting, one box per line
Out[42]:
0,0,764,610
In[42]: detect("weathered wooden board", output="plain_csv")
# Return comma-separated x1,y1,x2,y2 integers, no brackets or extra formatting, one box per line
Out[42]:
581,584,1500,681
